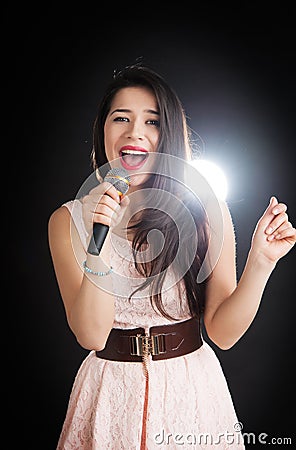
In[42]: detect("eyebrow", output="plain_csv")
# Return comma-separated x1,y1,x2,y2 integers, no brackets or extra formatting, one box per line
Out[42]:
110,108,160,116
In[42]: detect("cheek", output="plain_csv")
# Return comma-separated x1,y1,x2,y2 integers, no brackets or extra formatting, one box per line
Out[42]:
150,131,160,151
104,137,112,160
104,125,116,159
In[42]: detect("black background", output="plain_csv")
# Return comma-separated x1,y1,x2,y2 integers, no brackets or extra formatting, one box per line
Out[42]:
9,5,295,449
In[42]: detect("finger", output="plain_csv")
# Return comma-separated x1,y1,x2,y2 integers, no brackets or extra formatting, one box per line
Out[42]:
274,226,296,242
90,182,121,203
256,197,278,233
260,197,289,231
267,222,292,241
95,194,121,212
120,195,130,208
93,205,122,227
95,194,131,224
81,196,115,230
113,195,130,218
92,213,112,227
265,211,289,235
93,203,116,220
271,201,287,216
274,221,292,235
259,196,278,227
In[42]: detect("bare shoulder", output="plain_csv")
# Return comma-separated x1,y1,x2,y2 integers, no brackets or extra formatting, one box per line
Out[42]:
48,205,72,245
48,205,70,228
219,198,233,219
217,199,235,236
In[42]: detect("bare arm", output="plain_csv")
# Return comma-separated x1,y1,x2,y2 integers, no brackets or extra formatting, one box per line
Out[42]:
48,182,130,351
204,196,296,350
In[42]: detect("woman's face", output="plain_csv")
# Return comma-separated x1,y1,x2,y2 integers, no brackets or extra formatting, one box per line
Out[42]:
104,86,160,190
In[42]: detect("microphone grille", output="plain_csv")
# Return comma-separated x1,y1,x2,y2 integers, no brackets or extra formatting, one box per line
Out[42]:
104,167,131,195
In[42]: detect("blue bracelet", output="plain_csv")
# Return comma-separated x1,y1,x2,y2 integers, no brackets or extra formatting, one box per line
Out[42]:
82,260,113,276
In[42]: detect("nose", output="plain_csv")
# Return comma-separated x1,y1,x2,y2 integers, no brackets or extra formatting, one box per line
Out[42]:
126,119,144,140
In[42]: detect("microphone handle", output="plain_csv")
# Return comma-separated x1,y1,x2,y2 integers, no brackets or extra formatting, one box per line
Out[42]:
87,223,110,255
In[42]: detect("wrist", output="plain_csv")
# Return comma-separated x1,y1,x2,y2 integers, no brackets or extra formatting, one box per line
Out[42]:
85,252,112,272
247,248,277,274
83,253,114,291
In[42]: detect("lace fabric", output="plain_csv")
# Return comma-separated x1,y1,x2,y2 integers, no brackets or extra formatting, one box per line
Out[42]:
56,200,245,449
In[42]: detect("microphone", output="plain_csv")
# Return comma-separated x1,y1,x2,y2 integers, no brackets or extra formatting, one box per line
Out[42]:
87,167,131,255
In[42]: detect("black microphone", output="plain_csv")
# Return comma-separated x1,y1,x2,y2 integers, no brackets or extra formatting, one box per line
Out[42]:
87,167,131,255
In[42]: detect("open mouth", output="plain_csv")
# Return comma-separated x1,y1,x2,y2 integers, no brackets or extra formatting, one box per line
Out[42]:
120,147,149,170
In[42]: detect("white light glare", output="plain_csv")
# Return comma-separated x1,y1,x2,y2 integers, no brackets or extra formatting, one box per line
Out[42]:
190,159,228,201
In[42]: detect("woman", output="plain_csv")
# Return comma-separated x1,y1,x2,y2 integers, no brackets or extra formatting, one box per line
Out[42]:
48,64,295,449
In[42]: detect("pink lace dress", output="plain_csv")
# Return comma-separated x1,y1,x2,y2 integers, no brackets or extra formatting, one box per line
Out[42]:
56,200,245,449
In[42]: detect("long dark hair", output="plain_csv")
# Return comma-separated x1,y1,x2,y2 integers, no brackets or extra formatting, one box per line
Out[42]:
91,64,210,320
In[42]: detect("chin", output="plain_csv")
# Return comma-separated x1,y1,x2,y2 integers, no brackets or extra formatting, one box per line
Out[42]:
129,173,152,189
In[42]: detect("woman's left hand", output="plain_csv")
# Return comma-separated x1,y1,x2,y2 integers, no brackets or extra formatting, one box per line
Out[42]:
251,196,296,264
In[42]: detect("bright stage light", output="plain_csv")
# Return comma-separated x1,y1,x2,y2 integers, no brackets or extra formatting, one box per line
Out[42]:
190,159,228,201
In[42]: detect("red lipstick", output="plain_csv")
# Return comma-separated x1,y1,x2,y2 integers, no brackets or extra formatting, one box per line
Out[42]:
120,146,148,170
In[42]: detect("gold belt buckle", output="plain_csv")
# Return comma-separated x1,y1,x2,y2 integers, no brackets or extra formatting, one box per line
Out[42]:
130,333,166,357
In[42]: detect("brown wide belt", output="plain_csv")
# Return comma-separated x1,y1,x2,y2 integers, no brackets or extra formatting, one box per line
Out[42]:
95,317,203,362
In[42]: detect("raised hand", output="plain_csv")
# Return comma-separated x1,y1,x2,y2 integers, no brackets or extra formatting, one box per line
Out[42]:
251,196,296,264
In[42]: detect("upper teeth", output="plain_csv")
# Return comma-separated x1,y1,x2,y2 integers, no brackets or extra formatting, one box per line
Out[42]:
121,149,147,155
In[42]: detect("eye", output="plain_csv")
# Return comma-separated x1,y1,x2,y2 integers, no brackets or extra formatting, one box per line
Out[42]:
113,116,129,122
147,119,160,127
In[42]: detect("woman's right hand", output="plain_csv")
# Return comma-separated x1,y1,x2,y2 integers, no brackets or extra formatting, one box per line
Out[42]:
81,181,130,237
